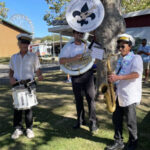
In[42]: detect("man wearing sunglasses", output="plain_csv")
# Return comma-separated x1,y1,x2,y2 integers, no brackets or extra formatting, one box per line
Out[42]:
106,34,143,150
9,33,43,139
59,30,98,133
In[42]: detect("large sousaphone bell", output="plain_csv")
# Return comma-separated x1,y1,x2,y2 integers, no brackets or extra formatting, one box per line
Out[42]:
60,35,95,76
66,0,105,33
60,0,105,76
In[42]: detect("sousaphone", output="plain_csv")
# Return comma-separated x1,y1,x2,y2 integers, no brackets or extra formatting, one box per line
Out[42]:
60,0,105,76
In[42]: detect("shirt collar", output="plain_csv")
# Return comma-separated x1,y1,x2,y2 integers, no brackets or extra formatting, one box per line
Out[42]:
121,51,134,60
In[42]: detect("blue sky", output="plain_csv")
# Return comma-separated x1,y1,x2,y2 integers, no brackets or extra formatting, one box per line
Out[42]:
4,0,52,38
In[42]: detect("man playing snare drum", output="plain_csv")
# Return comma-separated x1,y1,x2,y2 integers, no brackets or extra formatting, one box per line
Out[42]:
9,33,43,139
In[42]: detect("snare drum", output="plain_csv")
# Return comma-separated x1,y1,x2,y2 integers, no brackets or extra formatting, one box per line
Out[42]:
12,87,38,110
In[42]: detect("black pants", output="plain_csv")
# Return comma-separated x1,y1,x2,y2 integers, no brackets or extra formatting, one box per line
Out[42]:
13,109,33,130
113,100,138,143
71,69,97,125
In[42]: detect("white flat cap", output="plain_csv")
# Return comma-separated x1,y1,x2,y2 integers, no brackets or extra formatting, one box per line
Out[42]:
16,33,32,41
117,33,135,46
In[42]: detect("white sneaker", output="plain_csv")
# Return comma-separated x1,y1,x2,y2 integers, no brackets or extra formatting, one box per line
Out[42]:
26,129,34,138
11,129,23,139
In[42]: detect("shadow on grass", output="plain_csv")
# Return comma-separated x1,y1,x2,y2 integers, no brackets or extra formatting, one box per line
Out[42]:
29,107,113,150
0,71,149,150
36,71,73,96
140,82,150,108
0,103,113,150
0,86,16,149
0,84,114,150
137,111,150,150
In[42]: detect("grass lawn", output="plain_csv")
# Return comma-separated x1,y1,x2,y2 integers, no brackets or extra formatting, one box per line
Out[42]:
0,71,149,150
0,57,10,64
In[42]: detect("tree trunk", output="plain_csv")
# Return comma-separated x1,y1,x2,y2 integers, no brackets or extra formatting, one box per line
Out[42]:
95,0,126,97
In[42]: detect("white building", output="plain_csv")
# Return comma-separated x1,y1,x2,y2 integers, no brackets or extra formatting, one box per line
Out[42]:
124,9,150,43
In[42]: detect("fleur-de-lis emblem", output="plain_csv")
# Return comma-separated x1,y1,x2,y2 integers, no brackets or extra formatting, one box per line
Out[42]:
72,3,96,26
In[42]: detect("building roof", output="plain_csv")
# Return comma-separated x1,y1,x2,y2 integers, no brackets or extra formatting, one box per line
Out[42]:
48,9,150,43
0,18,32,35
123,8,150,18
30,40,68,46
48,25,73,36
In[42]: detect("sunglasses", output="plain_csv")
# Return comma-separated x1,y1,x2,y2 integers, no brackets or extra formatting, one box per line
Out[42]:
117,45,125,49
20,39,30,44
21,41,30,44
74,32,83,35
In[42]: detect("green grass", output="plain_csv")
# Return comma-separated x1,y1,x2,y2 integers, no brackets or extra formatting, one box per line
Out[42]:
0,57,10,64
0,71,150,150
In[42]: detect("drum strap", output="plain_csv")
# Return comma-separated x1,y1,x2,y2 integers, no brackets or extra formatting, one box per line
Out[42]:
25,80,36,94
13,79,36,93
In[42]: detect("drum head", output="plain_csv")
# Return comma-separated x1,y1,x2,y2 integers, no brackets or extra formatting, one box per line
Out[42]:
66,0,105,32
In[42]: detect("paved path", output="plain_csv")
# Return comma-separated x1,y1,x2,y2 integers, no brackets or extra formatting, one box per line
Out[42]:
0,63,60,85
0,64,9,79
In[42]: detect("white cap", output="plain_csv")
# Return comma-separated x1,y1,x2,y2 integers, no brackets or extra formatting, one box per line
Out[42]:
16,33,32,41
117,33,135,46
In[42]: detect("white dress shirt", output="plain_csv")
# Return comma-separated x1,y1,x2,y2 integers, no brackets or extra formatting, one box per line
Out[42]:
138,45,150,62
9,52,40,81
116,53,143,107
59,42,89,70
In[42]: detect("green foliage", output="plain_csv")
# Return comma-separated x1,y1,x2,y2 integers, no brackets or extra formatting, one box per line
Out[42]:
41,34,69,42
122,0,150,13
44,0,70,25
0,57,10,64
44,0,150,25
0,1,8,18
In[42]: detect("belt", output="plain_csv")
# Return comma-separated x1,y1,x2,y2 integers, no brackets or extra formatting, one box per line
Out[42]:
71,68,93,78
12,79,33,87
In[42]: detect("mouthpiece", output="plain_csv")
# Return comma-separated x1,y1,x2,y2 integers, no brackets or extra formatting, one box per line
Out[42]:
83,33,90,41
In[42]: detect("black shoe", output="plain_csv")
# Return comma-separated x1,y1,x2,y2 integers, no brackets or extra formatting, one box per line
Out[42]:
89,122,98,133
82,120,86,125
106,140,124,150
73,121,86,129
73,123,80,129
125,140,138,150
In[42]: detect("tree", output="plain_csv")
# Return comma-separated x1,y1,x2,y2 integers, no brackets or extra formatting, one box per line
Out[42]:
44,0,126,96
0,1,8,18
41,34,69,42
44,0,70,25
44,0,150,25
122,0,150,13
93,0,125,92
